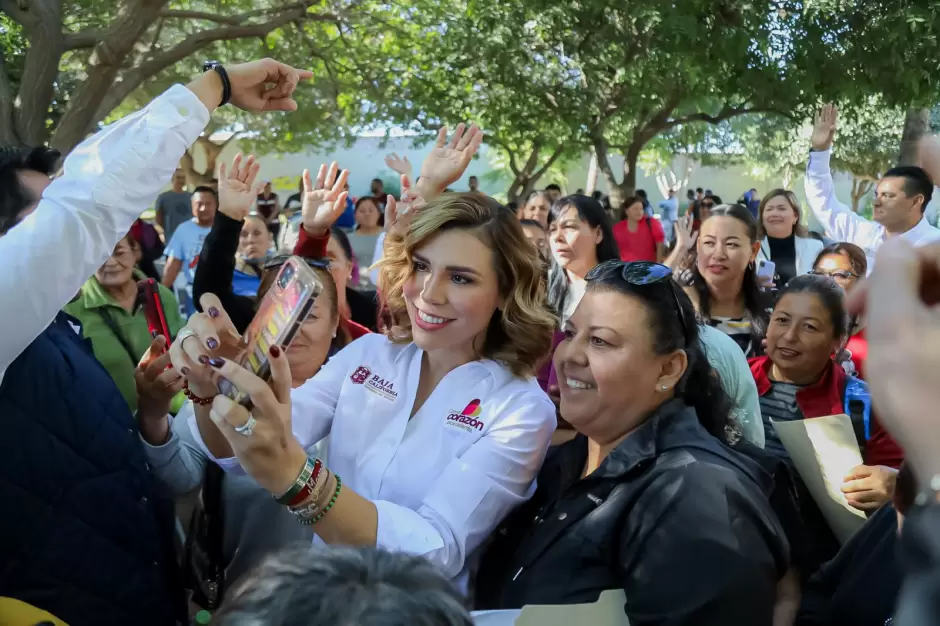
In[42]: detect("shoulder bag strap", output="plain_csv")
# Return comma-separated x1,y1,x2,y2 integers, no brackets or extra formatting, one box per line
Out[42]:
95,307,139,367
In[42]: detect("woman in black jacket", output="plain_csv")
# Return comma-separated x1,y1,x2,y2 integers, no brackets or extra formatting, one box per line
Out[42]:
475,260,789,625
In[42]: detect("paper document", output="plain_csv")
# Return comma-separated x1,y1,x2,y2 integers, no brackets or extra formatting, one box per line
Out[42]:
772,413,867,543
472,590,629,626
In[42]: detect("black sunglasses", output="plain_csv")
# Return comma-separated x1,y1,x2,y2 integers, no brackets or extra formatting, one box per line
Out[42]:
585,260,689,342
262,255,332,272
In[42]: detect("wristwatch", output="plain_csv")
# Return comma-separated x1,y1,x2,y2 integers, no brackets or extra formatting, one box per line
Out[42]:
203,61,232,107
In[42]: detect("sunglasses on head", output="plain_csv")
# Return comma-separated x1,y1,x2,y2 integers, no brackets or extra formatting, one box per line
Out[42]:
262,255,332,273
585,260,689,341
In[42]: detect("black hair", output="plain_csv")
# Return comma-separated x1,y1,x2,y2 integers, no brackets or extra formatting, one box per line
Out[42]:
547,195,619,318
354,196,384,228
591,190,603,201
330,226,354,262
813,241,868,277
469,175,479,181
618,195,645,221
371,178,383,185
704,194,723,205
686,189,695,200
192,185,218,204
894,462,917,517
519,219,545,230
696,187,704,193
636,189,648,199
506,201,518,213
545,183,561,192
882,165,934,213
587,273,734,442
0,145,60,235
686,203,770,345
774,274,849,339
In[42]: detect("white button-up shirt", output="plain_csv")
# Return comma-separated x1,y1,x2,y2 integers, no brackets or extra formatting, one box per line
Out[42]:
193,333,556,581
0,85,209,383
804,148,940,273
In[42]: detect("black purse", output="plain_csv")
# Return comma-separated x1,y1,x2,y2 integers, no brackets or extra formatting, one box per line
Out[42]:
182,462,226,609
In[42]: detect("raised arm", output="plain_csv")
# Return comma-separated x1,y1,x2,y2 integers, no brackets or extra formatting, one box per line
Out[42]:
805,104,881,244
0,58,313,378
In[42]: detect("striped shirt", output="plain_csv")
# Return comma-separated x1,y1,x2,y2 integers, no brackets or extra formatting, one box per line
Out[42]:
760,381,805,462
708,315,754,356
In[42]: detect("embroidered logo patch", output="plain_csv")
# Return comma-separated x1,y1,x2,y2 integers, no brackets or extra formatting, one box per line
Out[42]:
445,399,485,432
365,373,398,401
350,366,371,385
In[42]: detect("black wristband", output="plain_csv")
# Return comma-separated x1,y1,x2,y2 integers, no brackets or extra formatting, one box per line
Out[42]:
203,61,232,107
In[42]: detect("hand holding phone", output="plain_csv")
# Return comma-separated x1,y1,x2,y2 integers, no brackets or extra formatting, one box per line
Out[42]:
138,278,173,347
756,259,776,288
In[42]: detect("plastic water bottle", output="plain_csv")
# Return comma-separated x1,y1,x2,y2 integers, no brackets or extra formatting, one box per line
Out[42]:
844,376,871,440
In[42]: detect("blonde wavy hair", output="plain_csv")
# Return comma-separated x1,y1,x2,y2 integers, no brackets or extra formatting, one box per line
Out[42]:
376,193,555,378
757,189,808,239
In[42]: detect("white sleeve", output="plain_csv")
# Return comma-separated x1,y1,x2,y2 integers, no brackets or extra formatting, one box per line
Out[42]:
804,149,882,245
369,232,386,286
189,335,363,473
373,392,555,578
0,85,209,378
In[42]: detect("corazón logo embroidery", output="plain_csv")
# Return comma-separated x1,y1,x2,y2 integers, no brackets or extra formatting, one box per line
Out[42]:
445,399,485,432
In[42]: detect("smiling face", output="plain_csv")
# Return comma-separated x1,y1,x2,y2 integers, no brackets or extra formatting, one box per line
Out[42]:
401,229,502,356
696,215,759,288
813,252,860,292
96,236,139,290
285,284,337,385
553,289,686,443
523,195,551,228
238,216,271,260
762,194,799,238
549,205,601,278
766,292,841,382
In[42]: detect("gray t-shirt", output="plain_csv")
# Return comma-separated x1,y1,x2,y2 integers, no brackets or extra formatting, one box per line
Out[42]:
760,381,805,462
156,190,193,242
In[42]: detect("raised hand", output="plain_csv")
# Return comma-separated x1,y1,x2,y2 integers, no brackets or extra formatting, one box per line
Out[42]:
226,59,314,113
674,213,698,252
419,123,484,194
811,103,838,152
301,162,350,236
135,335,184,423
218,153,263,221
385,174,427,237
384,152,413,178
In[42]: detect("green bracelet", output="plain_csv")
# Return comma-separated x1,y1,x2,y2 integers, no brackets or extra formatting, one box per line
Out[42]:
273,457,314,505
301,474,343,526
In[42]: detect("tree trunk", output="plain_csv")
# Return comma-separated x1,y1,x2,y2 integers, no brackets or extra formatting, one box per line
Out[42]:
179,135,231,187
897,108,930,166
507,175,531,205
49,0,169,153
850,176,873,213
14,0,64,145
585,150,599,195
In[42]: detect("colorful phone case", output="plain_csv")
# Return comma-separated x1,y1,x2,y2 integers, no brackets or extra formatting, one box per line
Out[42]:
218,257,322,406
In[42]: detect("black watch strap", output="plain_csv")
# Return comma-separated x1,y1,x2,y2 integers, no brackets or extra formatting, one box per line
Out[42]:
203,61,232,107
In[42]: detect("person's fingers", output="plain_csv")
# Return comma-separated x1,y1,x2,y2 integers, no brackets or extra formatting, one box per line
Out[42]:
219,160,229,182
209,394,249,439
208,357,281,417
846,495,881,511
845,489,880,503
245,160,261,190
455,123,477,151
843,465,871,482
332,168,349,195
866,238,924,340
841,477,873,493
313,164,325,191
168,338,202,380
152,365,183,390
401,174,412,193
448,123,466,149
333,191,349,217
179,314,217,365
262,96,299,112
144,347,174,381
464,126,484,157
434,126,447,148
139,335,168,370
324,162,339,190
266,345,292,405
198,293,241,340
385,196,397,229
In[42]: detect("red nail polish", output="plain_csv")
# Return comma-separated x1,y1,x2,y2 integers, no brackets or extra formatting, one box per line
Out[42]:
269,345,281,358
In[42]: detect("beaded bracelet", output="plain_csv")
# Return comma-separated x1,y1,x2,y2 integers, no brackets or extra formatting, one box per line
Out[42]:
294,474,343,526
183,380,214,406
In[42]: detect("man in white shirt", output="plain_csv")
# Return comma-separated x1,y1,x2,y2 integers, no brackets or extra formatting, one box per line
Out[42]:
805,103,940,273
0,58,312,626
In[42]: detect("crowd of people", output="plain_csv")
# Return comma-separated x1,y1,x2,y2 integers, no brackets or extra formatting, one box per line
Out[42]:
3,58,940,626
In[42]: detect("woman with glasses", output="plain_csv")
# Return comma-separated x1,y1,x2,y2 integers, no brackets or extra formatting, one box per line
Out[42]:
475,260,788,623
811,242,868,377
755,189,824,287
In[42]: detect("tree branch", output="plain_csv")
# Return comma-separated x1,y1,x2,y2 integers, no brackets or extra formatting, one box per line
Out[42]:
63,29,105,50
0,49,16,143
489,137,522,176
531,144,566,181
13,0,64,144
0,0,32,27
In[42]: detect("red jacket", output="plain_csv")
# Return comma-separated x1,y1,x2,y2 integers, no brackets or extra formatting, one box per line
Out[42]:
294,226,370,340
748,355,902,469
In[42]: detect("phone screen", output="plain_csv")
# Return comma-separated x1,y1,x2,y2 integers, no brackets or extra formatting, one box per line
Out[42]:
757,260,776,281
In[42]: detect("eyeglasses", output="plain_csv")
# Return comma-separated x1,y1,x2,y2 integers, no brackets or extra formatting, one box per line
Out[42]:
809,269,858,281
262,255,332,272
585,260,689,343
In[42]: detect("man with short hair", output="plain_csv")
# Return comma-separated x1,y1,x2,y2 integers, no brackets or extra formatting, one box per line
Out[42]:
468,175,479,193
806,103,940,272
544,182,562,203
658,188,680,243
0,146,59,235
154,169,191,242
162,186,217,315
214,546,472,626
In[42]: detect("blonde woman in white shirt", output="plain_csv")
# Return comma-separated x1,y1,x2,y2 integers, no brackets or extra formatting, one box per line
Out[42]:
166,124,558,583
755,188,824,287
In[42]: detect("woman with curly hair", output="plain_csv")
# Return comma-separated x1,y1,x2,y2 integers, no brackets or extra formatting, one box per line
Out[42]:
164,124,558,585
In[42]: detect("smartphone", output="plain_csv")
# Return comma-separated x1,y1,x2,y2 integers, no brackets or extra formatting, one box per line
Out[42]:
218,257,322,406
756,259,776,283
138,278,173,345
